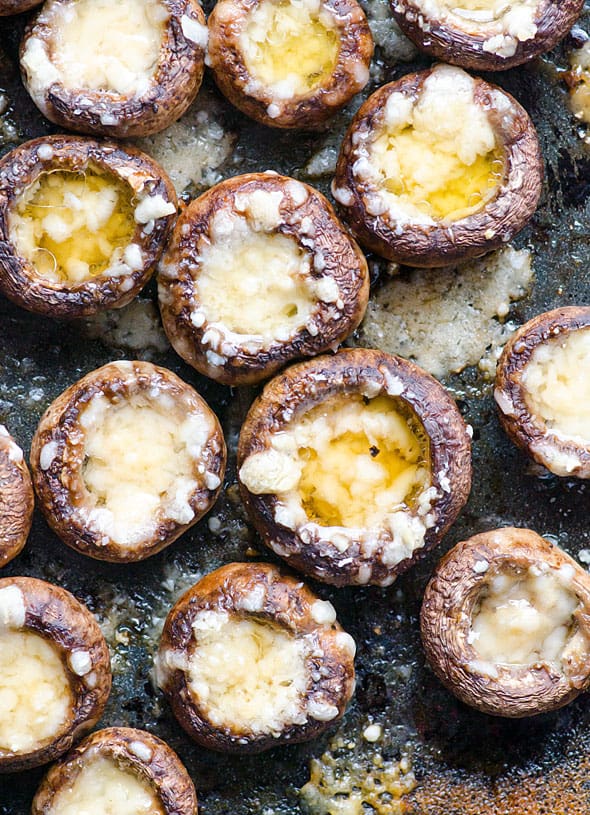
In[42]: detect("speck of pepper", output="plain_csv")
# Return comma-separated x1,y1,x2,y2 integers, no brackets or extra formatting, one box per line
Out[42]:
370,446,380,458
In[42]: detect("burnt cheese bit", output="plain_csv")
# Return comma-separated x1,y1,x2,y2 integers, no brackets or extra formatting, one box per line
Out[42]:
32,727,197,815
391,0,584,72
237,347,472,587
207,0,373,129
0,425,34,568
421,527,590,717
158,172,369,386
30,361,226,563
0,576,111,773
20,0,207,137
495,306,590,478
332,64,542,267
155,562,356,752
0,135,177,318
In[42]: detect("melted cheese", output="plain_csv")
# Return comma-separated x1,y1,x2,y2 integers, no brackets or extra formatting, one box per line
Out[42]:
9,169,136,284
49,0,167,96
196,214,317,339
47,755,164,815
359,66,504,223
81,393,208,546
0,630,72,753
188,611,309,735
240,0,339,98
521,327,590,445
470,568,578,666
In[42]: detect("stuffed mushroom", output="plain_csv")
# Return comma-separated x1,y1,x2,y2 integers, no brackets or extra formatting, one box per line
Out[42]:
155,562,356,752
0,135,177,318
332,64,542,266
0,425,34,568
238,348,472,586
421,527,590,717
30,361,226,563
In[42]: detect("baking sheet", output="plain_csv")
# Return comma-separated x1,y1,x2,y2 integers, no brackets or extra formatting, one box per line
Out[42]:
1,4,590,812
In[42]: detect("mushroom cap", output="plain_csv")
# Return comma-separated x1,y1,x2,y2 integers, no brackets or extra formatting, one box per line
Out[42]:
0,426,34,568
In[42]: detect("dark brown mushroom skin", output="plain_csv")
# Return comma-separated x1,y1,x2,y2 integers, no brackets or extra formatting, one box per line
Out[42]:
156,562,356,753
20,0,206,137
420,527,590,718
237,348,472,587
0,135,177,318
32,727,198,815
495,306,590,478
0,576,112,773
391,0,585,72
30,361,226,563
0,426,34,568
333,67,543,267
158,172,370,386
0,0,43,14
207,0,373,129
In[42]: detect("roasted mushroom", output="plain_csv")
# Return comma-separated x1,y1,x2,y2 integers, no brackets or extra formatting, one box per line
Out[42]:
158,173,369,386
495,306,590,477
237,348,472,586
207,0,373,129
0,135,177,318
0,575,111,772
391,0,584,72
0,0,43,14
30,360,226,563
0,425,34,568
421,527,590,717
32,727,197,814
332,64,542,266
155,562,356,752
20,0,207,138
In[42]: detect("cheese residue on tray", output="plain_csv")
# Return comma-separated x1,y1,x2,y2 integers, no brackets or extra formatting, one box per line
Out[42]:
356,245,533,379
84,299,169,359
569,39,590,128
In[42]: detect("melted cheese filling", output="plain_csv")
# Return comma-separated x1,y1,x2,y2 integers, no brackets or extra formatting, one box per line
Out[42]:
47,755,164,815
81,394,206,546
196,219,316,339
471,568,579,665
9,169,136,284
570,42,590,126
240,0,339,98
50,0,167,95
0,630,72,753
521,328,590,445
188,612,309,735
362,66,504,222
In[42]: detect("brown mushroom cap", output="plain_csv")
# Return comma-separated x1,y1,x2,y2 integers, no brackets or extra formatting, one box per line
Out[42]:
0,426,34,568
30,360,226,563
20,0,206,137
0,0,43,14
32,727,197,815
237,348,472,587
333,65,543,267
0,575,111,773
495,306,590,478
421,527,590,718
155,561,356,753
158,172,369,386
391,0,585,72
0,135,177,318
207,0,373,129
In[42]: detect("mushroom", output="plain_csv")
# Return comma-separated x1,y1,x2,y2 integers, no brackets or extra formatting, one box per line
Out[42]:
0,0,43,14
237,348,472,587
207,0,373,129
32,727,197,814
495,306,590,478
158,172,369,386
155,562,356,752
0,425,34,568
0,576,111,772
332,63,542,267
20,0,207,138
30,360,226,563
0,135,177,318
391,0,584,72
420,527,590,717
